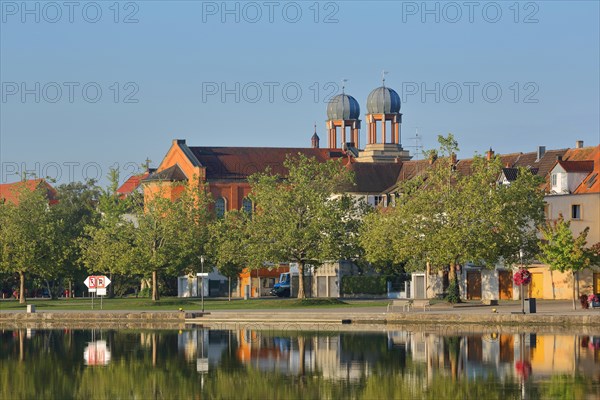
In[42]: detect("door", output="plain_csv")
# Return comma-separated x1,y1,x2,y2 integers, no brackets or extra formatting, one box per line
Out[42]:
467,271,482,300
317,277,327,297
414,275,425,299
529,273,544,298
328,276,339,297
498,271,513,300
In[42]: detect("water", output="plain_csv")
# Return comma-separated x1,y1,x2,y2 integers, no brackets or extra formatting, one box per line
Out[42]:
1,326,599,399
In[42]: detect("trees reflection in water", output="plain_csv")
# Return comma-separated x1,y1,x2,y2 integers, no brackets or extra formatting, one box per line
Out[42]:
0,328,598,399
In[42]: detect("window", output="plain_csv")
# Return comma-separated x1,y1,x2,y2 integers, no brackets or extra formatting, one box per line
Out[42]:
551,174,557,187
215,197,226,218
242,197,253,216
571,204,581,220
373,195,387,207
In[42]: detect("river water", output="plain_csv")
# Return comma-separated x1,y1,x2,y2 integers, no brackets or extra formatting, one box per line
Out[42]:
1,326,599,399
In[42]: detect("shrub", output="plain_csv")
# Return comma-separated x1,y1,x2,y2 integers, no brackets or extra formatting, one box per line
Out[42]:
341,276,387,295
446,281,461,303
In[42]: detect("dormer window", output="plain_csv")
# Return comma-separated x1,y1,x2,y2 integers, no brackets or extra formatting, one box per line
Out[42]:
551,174,557,187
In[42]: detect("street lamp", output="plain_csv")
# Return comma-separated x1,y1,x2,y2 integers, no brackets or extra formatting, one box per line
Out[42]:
200,255,205,313
519,249,525,315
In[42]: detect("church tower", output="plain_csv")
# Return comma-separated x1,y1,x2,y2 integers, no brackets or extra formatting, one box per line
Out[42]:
325,90,361,148
311,123,320,148
357,80,411,162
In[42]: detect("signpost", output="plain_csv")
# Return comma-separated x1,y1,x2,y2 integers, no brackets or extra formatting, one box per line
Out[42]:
84,275,112,309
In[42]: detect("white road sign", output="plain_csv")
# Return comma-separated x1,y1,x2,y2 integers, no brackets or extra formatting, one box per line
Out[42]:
84,276,112,294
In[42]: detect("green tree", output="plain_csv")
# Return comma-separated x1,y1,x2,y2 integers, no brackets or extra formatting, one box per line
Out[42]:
247,154,359,298
134,182,211,301
361,135,545,303
79,170,139,297
49,180,101,298
208,209,249,300
539,215,595,310
0,184,57,304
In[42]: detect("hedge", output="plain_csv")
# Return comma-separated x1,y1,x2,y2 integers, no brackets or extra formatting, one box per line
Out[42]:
341,276,388,295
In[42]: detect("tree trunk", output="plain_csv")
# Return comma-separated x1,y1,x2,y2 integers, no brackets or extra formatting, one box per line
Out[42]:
45,279,53,300
576,271,580,308
448,263,456,284
152,270,159,301
228,277,231,302
572,271,577,311
19,271,26,304
297,262,305,299
447,262,460,303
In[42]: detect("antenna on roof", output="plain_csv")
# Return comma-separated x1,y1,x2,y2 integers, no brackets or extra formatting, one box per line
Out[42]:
144,158,152,171
382,70,388,87
406,127,424,160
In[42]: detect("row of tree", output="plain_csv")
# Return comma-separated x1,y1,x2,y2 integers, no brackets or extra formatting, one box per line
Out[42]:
1,135,598,305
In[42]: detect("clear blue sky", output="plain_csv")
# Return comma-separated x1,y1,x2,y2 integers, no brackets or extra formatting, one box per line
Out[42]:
1,1,599,185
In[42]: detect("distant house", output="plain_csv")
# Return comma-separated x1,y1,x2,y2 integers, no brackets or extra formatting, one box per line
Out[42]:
116,169,155,199
408,142,600,301
536,143,600,299
0,178,58,205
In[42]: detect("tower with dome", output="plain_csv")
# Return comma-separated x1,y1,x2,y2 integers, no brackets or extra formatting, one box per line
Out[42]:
324,80,411,162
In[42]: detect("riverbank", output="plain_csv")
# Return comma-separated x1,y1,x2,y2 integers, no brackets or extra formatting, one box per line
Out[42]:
1,299,598,329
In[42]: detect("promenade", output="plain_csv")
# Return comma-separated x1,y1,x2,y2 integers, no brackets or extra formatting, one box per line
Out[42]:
2,299,597,330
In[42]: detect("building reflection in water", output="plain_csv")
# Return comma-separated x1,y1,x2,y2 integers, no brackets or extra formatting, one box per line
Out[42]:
175,327,600,385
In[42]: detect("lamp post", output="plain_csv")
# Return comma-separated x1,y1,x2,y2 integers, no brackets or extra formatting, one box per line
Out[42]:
200,255,205,313
519,249,525,315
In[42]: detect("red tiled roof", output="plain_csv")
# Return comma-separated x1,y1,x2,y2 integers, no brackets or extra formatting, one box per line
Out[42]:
116,172,150,197
189,147,345,180
556,160,594,173
0,179,58,205
573,146,600,194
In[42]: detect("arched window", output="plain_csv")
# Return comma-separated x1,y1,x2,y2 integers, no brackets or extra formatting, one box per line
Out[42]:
215,197,226,218
242,197,253,216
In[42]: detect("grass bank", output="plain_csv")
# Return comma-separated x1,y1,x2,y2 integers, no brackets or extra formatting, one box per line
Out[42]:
0,297,388,311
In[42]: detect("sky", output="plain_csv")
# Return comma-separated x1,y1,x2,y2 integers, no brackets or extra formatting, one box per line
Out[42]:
1,0,599,186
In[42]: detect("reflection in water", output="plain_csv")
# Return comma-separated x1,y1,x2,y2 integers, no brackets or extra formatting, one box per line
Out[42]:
1,327,599,399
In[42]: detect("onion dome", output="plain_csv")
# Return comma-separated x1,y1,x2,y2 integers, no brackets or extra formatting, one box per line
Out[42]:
366,86,401,114
327,94,360,120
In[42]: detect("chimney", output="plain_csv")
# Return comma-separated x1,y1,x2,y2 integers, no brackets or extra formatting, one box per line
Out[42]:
576,140,584,149
450,153,457,165
429,150,438,164
557,155,562,161
536,146,546,161
486,147,495,161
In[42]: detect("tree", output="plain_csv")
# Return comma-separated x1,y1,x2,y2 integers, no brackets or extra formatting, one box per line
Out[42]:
539,215,595,310
208,209,249,300
361,134,545,302
247,154,359,298
50,180,101,298
134,182,211,301
0,184,57,304
79,170,140,297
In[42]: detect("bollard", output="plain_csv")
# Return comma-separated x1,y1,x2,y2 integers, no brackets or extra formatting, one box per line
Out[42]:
27,304,36,313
